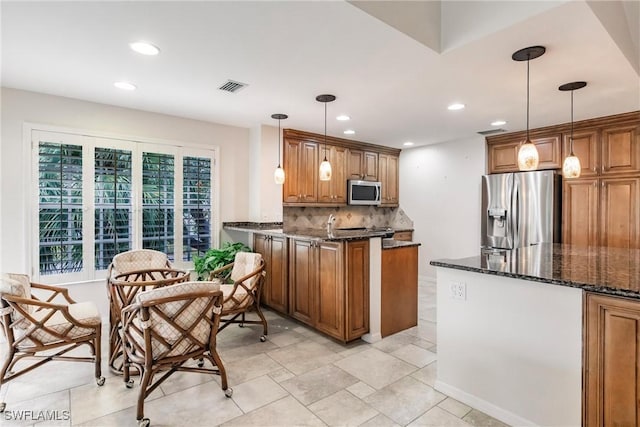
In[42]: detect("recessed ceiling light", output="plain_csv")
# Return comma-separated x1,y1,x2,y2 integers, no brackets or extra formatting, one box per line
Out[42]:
114,81,137,91
448,103,465,111
491,120,507,126
343,130,355,135
129,41,160,56
336,115,350,121
403,141,414,146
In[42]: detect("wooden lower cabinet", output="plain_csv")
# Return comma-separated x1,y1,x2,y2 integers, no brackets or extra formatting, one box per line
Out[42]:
253,233,288,313
288,238,369,342
584,293,640,426
381,245,418,337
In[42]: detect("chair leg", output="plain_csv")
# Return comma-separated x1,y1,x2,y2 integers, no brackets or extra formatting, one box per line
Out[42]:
254,303,268,341
94,328,105,386
137,366,153,423
209,349,232,397
0,347,14,412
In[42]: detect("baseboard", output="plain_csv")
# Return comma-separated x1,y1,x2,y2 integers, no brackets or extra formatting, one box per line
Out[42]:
434,380,537,427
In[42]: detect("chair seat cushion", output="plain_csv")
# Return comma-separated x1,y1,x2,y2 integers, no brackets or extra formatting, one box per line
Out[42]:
18,301,101,346
220,284,251,312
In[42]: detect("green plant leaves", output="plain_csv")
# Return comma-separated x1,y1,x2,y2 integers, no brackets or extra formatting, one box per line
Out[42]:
193,241,251,280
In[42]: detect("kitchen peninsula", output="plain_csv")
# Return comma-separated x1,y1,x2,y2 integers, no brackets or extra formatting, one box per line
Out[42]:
431,243,640,427
224,222,420,343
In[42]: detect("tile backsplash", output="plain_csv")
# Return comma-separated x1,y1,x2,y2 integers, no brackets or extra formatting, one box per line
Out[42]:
283,206,414,231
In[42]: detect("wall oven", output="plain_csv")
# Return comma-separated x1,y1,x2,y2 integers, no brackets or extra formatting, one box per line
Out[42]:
347,180,382,205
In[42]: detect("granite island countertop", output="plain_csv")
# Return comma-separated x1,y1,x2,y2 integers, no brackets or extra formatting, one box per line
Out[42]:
430,243,640,299
223,221,411,243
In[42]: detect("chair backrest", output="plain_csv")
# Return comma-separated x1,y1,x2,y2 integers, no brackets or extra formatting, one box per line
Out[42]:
0,273,32,319
130,281,222,359
230,252,263,289
111,249,170,276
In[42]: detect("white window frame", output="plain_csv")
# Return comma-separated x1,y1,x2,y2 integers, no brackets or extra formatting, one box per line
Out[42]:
27,124,219,284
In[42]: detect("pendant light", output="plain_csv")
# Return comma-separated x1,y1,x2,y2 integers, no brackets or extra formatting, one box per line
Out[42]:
316,94,336,181
512,46,546,171
271,113,288,184
559,81,587,179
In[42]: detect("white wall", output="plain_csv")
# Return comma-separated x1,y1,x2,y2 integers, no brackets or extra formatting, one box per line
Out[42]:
399,136,485,279
248,124,283,223
0,87,251,274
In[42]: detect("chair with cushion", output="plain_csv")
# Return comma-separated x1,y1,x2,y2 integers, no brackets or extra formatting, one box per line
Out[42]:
120,280,231,427
107,249,189,373
208,252,268,341
0,273,104,412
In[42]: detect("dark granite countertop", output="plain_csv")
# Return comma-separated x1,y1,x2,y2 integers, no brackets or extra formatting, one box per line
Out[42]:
223,222,395,242
430,243,640,299
382,239,421,249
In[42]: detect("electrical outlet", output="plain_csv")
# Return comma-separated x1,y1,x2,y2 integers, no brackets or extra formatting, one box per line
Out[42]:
449,281,466,300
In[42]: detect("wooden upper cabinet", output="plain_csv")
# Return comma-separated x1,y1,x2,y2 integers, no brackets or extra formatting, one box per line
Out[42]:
487,135,561,174
379,153,399,206
599,177,640,249
562,130,599,178
487,141,519,173
318,145,347,204
562,179,599,247
584,293,640,427
601,124,640,175
283,138,318,204
348,149,378,181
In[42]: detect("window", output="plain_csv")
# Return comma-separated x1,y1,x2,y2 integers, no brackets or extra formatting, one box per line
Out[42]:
32,130,217,282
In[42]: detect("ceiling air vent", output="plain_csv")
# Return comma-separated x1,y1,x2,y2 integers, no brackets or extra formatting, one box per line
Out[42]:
218,79,248,93
477,128,507,136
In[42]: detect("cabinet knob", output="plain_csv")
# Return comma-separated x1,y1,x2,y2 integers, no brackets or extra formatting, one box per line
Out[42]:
593,167,597,173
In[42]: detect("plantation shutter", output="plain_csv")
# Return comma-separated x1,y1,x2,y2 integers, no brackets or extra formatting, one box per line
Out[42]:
38,142,83,275
182,156,211,261
142,152,175,259
94,147,133,270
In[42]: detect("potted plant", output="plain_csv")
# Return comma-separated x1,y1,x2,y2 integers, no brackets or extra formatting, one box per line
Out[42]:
193,242,251,280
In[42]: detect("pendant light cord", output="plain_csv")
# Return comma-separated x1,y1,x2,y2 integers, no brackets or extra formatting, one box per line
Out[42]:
570,90,575,155
526,55,530,142
323,102,328,161
277,118,281,167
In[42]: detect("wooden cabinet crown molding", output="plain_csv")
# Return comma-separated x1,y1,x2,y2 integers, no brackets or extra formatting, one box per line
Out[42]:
486,110,640,146
284,128,401,156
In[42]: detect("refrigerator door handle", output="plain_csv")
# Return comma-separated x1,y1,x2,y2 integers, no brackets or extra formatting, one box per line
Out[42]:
511,179,519,248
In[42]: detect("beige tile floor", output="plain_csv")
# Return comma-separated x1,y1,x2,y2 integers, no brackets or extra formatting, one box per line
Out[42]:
0,281,509,427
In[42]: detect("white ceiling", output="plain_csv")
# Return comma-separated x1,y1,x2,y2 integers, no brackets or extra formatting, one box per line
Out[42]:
2,1,639,149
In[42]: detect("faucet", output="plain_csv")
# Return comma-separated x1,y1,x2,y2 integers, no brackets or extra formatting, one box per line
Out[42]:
327,214,336,234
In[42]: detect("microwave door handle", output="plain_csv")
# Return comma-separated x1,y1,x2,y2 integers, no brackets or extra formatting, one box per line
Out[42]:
375,185,380,202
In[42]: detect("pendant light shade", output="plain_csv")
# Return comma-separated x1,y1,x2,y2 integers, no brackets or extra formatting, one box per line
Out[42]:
271,113,288,185
512,46,545,171
559,81,587,179
316,94,336,181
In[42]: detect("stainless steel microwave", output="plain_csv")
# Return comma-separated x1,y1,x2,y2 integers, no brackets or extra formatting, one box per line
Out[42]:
347,180,382,205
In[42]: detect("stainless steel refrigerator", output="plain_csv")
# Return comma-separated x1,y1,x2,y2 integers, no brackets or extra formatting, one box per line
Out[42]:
481,170,561,249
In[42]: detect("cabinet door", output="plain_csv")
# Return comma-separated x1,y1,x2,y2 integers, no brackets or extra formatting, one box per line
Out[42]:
600,177,640,249
300,141,319,202
379,154,399,206
347,150,364,180
488,142,519,173
268,236,288,313
601,124,640,175
283,138,302,203
534,135,562,169
363,151,379,181
562,179,599,247
345,240,369,341
585,293,640,427
562,130,599,178
315,241,344,340
318,145,347,204
253,234,270,305
288,239,315,325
